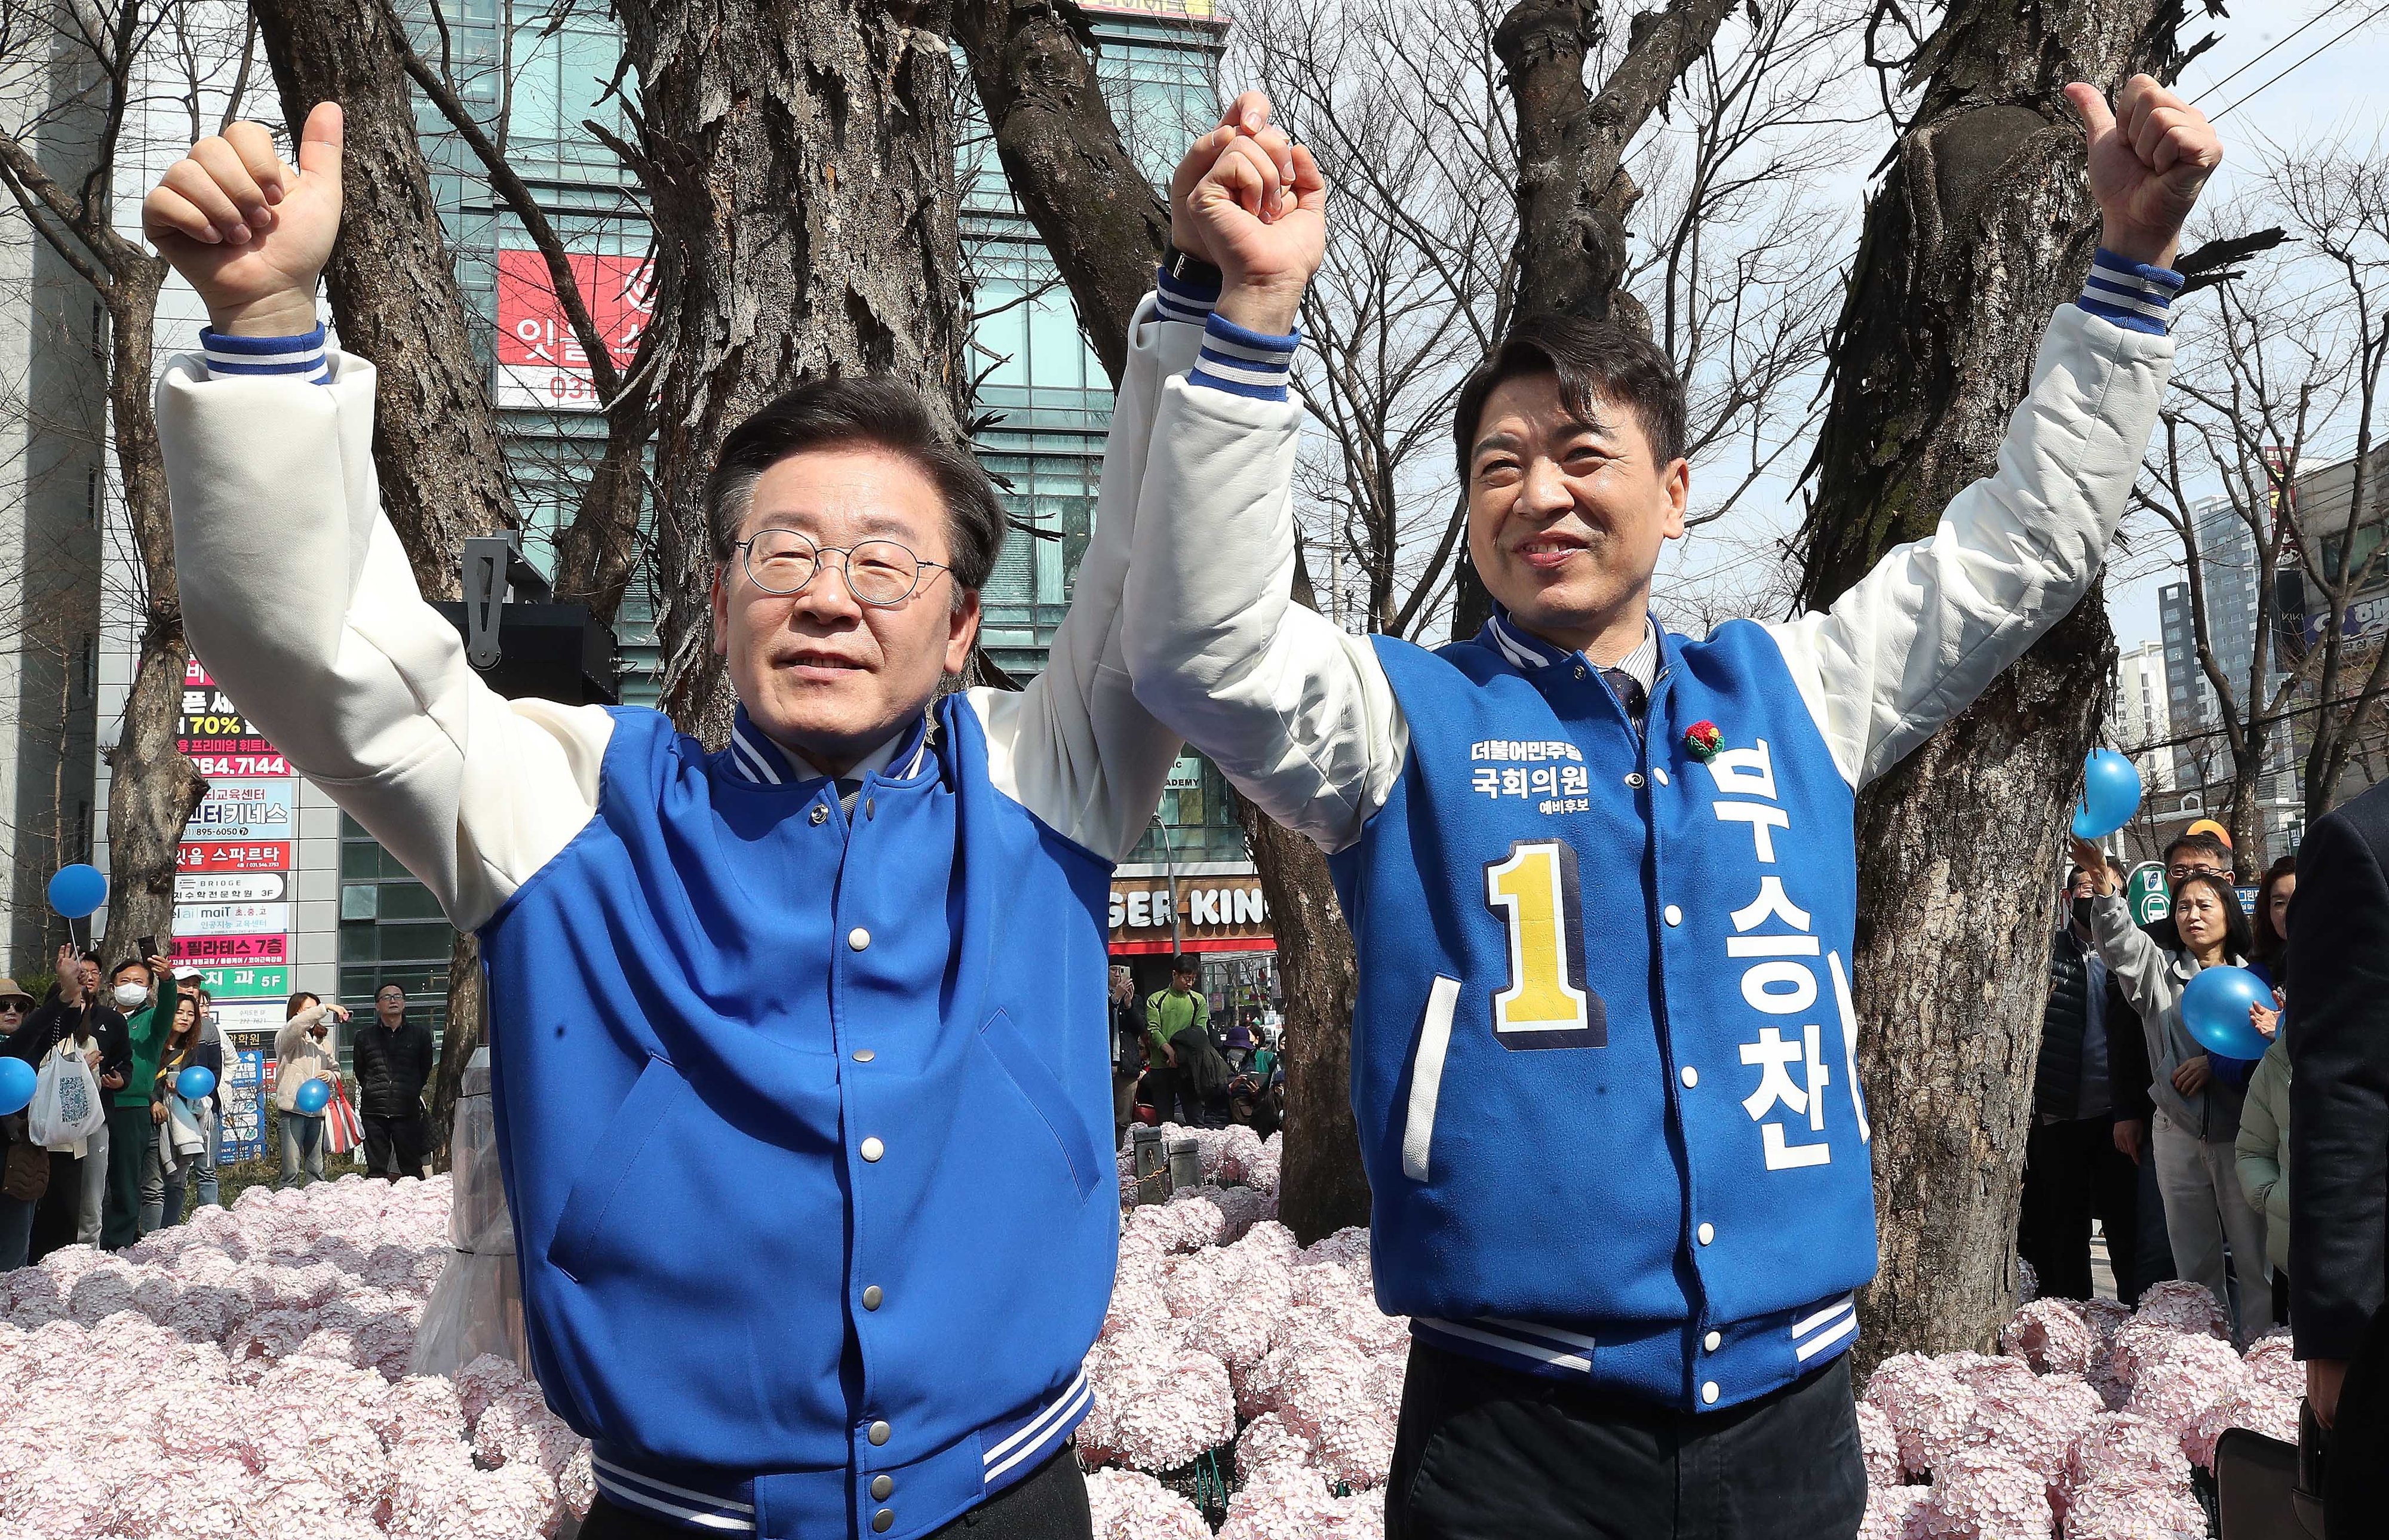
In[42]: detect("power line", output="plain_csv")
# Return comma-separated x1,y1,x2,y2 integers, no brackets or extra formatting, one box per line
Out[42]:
2213,0,2389,121
2198,4,2345,99
2117,680,2389,758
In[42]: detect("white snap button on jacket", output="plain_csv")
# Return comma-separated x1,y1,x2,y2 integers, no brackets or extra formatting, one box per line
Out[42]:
1664,905,1682,926
1697,1222,1714,1246
848,927,871,951
1654,767,1670,786
860,1137,885,1163
1704,1330,1722,1352
867,1421,890,1446
1702,1382,1719,1404
1681,1066,1698,1089
1625,772,1645,788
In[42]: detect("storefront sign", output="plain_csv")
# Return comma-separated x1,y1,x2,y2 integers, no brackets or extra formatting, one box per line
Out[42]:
213,1001,288,1034
183,779,293,840
178,663,293,777
170,932,288,964
1108,874,1274,954
177,841,291,873
174,871,288,904
196,963,288,1000
494,250,654,410
174,902,290,937
219,1049,268,1162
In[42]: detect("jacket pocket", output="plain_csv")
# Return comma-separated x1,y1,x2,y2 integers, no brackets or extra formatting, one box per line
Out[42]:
1401,976,1461,1183
978,1008,1102,1204
548,1057,684,1281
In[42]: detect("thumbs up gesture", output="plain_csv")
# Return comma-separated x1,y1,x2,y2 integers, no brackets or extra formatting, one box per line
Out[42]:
2065,75,2222,269
142,101,345,336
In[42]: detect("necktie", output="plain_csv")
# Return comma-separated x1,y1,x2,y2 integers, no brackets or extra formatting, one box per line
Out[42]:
1601,667,1648,731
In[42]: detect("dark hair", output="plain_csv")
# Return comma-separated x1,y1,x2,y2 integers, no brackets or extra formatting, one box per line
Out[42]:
705,378,1006,594
1171,955,1199,976
285,991,319,1019
110,958,150,984
2171,872,2254,961
2252,853,2298,970
377,983,406,1000
2161,831,2232,872
1451,314,1688,484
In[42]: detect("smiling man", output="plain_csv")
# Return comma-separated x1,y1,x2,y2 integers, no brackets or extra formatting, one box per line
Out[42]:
1128,79,2221,1539
141,101,1257,1540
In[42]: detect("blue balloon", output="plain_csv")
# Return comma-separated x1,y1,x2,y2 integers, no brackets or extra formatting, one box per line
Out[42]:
294,1077,332,1115
0,1056,32,1117
2180,965,2273,1060
176,1065,216,1101
2071,749,2144,840
45,863,106,920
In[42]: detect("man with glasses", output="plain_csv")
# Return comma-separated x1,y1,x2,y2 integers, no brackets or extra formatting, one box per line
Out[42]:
142,99,1257,1540
352,983,433,1182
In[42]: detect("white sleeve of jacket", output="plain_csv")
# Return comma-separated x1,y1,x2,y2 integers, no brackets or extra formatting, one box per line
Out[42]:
1122,374,1406,857
156,353,611,934
1763,305,2175,788
973,292,1190,862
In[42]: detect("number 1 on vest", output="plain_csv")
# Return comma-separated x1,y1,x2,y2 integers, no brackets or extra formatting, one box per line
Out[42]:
1483,840,1606,1049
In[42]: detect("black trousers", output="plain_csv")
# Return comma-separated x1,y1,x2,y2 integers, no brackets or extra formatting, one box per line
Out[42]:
576,1447,1091,1540
29,1151,81,1261
2018,1115,2141,1303
1386,1341,1865,1540
361,1111,427,1181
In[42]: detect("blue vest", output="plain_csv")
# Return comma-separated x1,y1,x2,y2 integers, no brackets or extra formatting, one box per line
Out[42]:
1328,616,1878,1411
478,700,1113,1538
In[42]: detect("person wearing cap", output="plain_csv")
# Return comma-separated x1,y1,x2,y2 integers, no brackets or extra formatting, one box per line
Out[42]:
0,975,44,1269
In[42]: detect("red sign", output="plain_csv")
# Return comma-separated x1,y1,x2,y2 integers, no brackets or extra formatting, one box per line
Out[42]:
170,933,287,963
178,841,290,872
494,250,654,410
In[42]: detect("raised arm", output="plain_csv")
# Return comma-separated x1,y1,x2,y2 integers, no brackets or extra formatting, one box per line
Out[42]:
1764,76,2216,788
149,106,608,933
1122,102,1407,856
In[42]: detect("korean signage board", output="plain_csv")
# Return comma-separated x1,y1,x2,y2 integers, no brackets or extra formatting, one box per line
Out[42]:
213,1001,288,1034
183,779,293,841
179,662,293,777
175,902,290,937
195,963,289,1000
1108,874,1275,954
177,841,290,873
219,1049,268,1162
174,871,288,904
493,250,654,410
2126,862,2171,927
170,932,287,965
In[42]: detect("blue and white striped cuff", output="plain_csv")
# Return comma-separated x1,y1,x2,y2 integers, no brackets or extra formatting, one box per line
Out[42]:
199,324,331,384
1154,263,1220,327
2077,249,2184,336
1189,312,1298,402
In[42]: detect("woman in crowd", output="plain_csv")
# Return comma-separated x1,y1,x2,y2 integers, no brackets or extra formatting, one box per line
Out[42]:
274,991,346,1189
2235,852,2296,1326
140,992,222,1232
2073,835,2273,1344
1,978,45,1268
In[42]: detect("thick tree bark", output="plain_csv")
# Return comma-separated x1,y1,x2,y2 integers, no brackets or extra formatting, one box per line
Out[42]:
250,0,520,603
613,0,968,743
251,0,521,1159
953,0,1171,387
1795,2,2196,1370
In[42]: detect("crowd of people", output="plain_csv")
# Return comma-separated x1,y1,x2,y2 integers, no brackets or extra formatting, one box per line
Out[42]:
0,972,440,1271
1109,958,1283,1140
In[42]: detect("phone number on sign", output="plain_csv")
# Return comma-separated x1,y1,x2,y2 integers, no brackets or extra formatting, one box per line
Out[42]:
185,753,290,777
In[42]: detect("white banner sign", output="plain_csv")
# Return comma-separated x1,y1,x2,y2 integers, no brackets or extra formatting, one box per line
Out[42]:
174,871,288,904
182,779,294,841
211,1000,287,1034
173,902,290,937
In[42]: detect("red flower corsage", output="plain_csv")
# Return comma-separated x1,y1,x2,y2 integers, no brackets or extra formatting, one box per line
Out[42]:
1683,721,1722,761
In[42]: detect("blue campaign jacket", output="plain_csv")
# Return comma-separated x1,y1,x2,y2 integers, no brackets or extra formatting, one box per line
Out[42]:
480,702,1114,1535
1328,619,1875,1410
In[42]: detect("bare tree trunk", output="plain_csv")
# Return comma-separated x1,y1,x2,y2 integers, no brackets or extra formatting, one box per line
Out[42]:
101,265,207,961
613,0,968,742
250,0,520,1159
1795,2,2194,1370
249,0,519,603
953,0,1169,388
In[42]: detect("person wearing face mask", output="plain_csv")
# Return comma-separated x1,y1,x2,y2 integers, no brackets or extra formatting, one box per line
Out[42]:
2073,837,2272,1344
99,954,177,1250
11,947,128,1260
2018,867,2140,1304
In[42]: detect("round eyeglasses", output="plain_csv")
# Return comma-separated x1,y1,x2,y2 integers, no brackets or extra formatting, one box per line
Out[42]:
732,530,951,608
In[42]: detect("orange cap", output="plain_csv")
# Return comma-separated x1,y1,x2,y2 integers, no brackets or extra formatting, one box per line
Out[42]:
2184,818,2232,847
